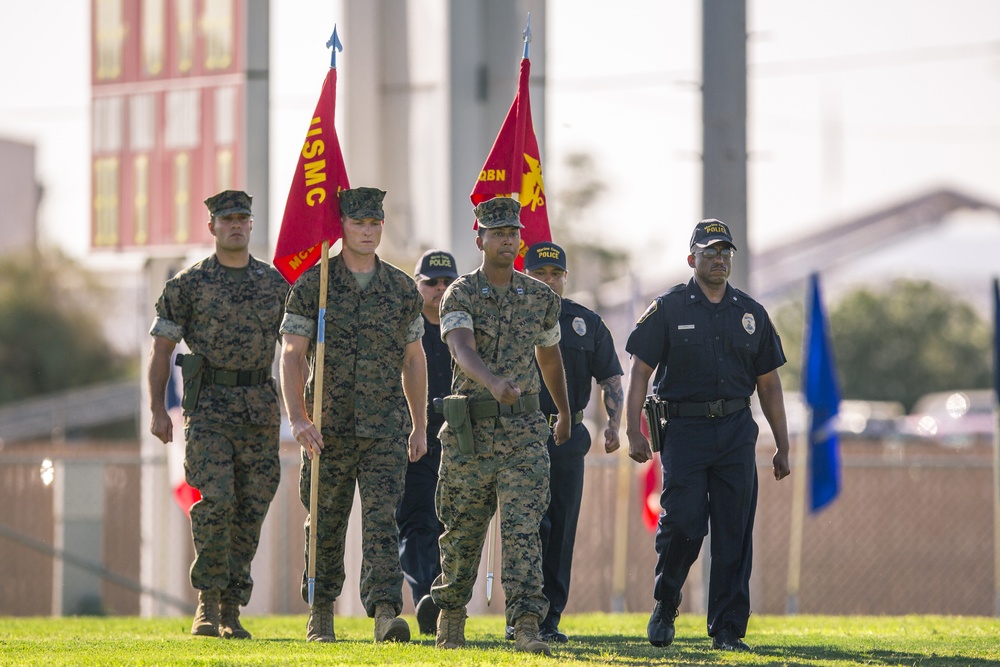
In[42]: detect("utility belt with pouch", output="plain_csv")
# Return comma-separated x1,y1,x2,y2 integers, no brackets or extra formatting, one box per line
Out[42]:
434,395,475,455
643,395,667,453
432,393,541,455
176,353,205,411
175,353,272,411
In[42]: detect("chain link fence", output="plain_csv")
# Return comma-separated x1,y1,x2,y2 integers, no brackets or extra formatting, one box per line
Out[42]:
2,434,996,617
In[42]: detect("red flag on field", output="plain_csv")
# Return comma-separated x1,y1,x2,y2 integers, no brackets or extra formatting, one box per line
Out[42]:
470,57,550,270
273,68,351,284
639,412,661,532
165,353,200,517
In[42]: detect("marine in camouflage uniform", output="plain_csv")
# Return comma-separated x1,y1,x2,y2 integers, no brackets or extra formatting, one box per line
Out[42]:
279,187,426,643
431,197,572,656
147,190,287,639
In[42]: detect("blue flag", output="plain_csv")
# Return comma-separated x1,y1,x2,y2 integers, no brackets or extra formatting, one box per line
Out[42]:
803,274,841,512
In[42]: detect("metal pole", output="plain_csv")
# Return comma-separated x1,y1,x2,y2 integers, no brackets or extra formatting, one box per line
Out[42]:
702,0,748,291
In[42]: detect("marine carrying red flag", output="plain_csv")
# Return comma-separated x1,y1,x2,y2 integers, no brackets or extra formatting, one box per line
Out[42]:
273,68,351,284
470,57,550,270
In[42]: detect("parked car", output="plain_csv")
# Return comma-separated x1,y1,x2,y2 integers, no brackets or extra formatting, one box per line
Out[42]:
837,400,905,438
898,389,998,447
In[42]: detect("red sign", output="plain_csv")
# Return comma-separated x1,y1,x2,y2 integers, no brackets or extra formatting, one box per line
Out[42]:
90,0,248,250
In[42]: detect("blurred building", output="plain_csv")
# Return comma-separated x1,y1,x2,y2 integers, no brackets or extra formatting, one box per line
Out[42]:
0,136,41,257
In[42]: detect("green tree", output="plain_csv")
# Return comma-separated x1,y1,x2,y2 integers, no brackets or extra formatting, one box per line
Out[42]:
0,253,133,404
772,279,992,412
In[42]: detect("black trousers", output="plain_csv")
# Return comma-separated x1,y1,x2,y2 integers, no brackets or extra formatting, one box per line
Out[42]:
539,422,590,628
395,441,444,605
652,409,759,639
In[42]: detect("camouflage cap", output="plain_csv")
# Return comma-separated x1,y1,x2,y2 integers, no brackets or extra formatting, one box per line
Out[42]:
414,249,458,280
474,197,524,229
340,187,386,221
204,190,252,217
523,241,567,271
689,218,737,250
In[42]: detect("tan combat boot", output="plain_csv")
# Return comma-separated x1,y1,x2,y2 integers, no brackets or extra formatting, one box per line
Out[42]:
218,601,251,639
513,614,552,656
191,590,221,637
373,603,410,643
435,607,467,649
306,603,335,642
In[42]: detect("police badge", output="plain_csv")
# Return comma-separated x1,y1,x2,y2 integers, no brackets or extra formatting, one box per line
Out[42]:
742,313,756,334
572,317,587,336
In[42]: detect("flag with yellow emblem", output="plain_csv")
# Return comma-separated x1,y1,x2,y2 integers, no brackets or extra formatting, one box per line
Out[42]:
470,56,551,270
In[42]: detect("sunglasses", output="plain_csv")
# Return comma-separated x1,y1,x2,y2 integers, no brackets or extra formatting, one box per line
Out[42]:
422,277,455,287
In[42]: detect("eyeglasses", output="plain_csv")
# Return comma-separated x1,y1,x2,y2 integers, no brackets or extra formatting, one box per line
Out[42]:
694,246,735,259
421,277,454,287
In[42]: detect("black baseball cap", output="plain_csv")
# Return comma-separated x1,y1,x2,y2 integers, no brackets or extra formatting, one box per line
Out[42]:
414,249,458,280
689,219,737,250
523,242,567,271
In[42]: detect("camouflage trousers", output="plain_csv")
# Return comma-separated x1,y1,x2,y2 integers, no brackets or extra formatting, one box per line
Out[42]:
299,434,408,617
184,416,281,605
432,412,551,626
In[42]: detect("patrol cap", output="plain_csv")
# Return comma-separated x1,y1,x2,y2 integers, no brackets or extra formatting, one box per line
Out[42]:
414,249,458,280
689,218,737,250
340,187,386,221
204,190,252,217
474,197,524,229
523,241,567,272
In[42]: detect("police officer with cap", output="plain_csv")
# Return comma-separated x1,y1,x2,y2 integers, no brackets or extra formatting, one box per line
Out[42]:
504,241,623,643
396,249,459,635
624,219,791,652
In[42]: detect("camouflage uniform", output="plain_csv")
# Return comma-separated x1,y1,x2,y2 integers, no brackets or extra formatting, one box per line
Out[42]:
150,253,287,605
281,253,423,616
432,267,562,626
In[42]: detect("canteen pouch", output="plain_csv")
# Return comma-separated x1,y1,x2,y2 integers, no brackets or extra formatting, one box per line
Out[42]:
177,353,205,411
442,395,474,455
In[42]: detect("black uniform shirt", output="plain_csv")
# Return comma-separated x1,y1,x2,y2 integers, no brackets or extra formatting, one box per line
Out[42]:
539,298,623,416
626,278,785,403
422,315,452,442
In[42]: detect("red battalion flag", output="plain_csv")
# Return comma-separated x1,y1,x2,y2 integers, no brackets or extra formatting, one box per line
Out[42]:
638,411,662,532
470,57,551,270
273,68,351,283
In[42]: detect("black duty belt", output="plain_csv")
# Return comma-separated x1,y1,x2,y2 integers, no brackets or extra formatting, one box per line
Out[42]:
203,367,271,387
666,397,750,419
547,411,585,428
469,393,540,420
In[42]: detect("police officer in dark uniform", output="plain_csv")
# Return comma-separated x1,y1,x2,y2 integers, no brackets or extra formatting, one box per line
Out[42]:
396,249,458,635
624,219,791,652
503,241,623,643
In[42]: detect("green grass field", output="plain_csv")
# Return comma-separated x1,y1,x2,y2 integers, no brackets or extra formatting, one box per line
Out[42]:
1,613,998,666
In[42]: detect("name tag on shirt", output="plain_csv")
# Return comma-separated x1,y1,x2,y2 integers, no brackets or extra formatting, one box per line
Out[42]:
677,324,695,330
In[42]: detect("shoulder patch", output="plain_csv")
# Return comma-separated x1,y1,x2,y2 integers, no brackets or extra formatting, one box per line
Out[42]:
637,300,658,324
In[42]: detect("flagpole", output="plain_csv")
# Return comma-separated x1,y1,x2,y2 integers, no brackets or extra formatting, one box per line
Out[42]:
307,26,343,609
510,15,532,203
307,239,329,607
786,428,808,614
991,276,1000,616
485,509,497,605
522,12,531,59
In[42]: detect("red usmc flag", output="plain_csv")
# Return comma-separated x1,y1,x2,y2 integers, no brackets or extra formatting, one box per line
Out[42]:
273,68,351,284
